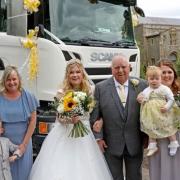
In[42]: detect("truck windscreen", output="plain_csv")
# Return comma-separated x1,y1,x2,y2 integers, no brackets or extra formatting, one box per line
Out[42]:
48,0,134,46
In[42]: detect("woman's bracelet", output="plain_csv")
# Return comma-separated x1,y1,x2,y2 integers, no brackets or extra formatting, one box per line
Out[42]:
13,154,20,159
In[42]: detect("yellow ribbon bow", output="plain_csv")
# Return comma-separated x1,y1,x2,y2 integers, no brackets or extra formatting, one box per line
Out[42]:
24,0,40,14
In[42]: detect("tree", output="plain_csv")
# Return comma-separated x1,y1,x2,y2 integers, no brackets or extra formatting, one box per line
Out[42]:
175,53,180,77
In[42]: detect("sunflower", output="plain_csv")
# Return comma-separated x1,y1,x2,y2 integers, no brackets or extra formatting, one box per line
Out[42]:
65,91,73,98
64,97,77,112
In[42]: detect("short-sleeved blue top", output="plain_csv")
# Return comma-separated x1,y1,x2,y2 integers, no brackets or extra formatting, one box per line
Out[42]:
0,89,39,123
0,89,39,180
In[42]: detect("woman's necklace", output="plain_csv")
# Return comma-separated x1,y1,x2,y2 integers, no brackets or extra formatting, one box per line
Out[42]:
73,85,81,92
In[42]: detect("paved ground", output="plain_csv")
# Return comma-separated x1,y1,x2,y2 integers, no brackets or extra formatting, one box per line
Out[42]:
142,157,149,180
142,150,150,180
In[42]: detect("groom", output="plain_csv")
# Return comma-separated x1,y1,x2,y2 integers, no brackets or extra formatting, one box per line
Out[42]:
90,55,147,180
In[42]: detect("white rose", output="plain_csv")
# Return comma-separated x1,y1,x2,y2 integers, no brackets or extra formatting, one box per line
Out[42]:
131,79,139,87
57,104,64,113
78,92,87,101
73,96,80,103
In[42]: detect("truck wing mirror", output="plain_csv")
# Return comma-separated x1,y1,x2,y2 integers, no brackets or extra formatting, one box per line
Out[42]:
38,24,45,38
134,6,145,17
0,58,5,70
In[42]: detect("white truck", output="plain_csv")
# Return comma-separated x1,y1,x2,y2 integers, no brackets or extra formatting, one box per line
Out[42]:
0,0,144,156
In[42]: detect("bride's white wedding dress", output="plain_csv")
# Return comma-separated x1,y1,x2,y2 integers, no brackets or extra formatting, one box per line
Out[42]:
29,114,113,180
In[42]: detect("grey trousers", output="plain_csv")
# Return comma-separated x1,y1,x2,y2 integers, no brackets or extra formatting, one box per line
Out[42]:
104,146,143,180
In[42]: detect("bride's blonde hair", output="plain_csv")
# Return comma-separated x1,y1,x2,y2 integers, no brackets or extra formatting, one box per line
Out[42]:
62,59,91,94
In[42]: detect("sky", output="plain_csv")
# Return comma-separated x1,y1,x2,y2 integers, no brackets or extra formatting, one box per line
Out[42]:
137,0,180,19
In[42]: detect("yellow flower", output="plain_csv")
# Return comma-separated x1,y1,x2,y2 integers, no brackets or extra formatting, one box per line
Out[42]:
64,97,77,112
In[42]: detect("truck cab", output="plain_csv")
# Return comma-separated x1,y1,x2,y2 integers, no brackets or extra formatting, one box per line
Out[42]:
0,0,144,157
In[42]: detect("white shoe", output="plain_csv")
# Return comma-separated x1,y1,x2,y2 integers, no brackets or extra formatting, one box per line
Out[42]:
147,142,158,157
168,140,180,156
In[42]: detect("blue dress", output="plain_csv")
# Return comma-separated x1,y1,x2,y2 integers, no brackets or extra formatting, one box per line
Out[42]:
0,89,39,180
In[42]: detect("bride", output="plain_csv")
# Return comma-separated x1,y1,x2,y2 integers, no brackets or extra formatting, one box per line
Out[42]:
29,59,113,180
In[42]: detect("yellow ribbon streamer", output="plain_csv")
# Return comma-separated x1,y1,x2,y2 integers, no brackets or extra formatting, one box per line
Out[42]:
29,46,39,80
21,27,39,80
132,10,139,27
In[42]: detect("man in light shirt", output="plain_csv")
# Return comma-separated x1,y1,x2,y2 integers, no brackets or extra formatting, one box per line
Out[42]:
90,55,147,180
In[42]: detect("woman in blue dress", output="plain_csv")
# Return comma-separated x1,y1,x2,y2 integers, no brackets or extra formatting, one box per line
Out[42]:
0,66,39,180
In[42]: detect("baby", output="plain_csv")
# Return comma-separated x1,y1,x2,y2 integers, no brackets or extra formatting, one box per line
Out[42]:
137,66,179,156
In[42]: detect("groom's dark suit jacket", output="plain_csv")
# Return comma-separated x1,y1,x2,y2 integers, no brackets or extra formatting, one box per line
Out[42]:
90,77,147,156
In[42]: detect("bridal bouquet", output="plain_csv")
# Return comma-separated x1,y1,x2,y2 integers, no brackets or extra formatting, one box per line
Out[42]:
57,91,95,138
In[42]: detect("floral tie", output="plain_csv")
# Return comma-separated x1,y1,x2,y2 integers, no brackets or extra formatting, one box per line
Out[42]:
119,84,126,107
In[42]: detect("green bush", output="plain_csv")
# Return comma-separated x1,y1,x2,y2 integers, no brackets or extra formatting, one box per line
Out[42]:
140,64,146,79
175,55,180,77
